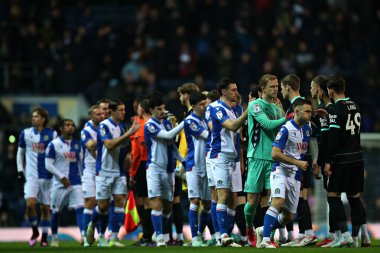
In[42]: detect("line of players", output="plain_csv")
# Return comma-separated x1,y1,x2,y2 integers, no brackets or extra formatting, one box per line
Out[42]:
16,73,371,248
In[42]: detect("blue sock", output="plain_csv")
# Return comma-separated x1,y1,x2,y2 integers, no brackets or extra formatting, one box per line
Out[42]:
263,207,281,238
50,212,60,235
211,201,219,233
29,216,38,227
199,209,210,235
111,207,125,234
40,219,50,234
75,207,84,233
151,210,163,236
92,206,108,234
189,204,199,238
108,201,115,232
83,209,93,235
226,208,235,235
216,204,227,235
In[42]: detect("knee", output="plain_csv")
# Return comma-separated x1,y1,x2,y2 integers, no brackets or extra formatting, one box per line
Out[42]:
247,194,259,205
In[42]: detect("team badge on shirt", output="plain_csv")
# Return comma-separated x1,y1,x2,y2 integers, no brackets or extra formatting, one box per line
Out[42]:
253,104,261,113
44,135,49,141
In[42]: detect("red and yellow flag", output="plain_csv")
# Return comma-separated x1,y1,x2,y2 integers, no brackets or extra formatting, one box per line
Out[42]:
124,190,140,233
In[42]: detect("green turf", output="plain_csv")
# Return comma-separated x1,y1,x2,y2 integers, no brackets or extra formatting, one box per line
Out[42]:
0,240,379,253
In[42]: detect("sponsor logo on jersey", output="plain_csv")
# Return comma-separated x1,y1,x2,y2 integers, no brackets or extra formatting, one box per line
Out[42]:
44,135,50,141
64,151,77,162
32,142,45,153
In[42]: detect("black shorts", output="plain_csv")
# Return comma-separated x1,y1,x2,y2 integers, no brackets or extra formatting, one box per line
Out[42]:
174,176,182,197
134,161,148,198
327,163,364,194
300,155,312,190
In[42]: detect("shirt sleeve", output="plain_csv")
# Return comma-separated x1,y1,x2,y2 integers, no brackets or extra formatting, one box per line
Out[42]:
213,106,230,124
45,142,56,159
272,126,289,150
99,123,112,142
145,122,161,138
251,102,286,130
18,130,26,148
185,119,205,137
81,129,92,145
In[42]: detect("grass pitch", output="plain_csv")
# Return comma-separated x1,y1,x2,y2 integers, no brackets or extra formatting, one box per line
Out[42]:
0,240,379,253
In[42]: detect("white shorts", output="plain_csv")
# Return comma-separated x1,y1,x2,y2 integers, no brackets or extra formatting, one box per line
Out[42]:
186,170,211,201
231,161,242,193
212,157,235,190
146,165,174,201
205,157,215,187
95,176,127,200
82,172,96,198
51,185,84,212
24,178,51,205
270,168,301,214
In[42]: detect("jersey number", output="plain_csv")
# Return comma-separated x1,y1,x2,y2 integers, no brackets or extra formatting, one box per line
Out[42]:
345,112,360,135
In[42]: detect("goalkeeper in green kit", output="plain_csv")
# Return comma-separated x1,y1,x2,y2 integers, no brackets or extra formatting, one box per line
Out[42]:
244,74,294,247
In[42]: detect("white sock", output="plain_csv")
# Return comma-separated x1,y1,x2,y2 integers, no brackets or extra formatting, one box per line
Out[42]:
298,233,304,239
353,236,359,247
360,224,370,241
305,229,314,237
279,228,287,241
288,231,295,241
336,230,342,238
328,232,335,239
164,233,170,242
177,233,184,241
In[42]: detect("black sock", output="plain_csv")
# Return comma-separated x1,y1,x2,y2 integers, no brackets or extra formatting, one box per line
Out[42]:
297,198,306,234
137,205,146,239
347,197,366,237
235,204,246,236
172,203,183,235
303,199,313,231
286,221,294,232
32,226,39,235
328,197,348,233
144,208,153,240
207,213,215,235
41,233,47,242
329,207,337,233
253,205,267,228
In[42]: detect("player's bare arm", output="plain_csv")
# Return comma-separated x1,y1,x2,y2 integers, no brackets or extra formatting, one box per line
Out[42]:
272,146,309,171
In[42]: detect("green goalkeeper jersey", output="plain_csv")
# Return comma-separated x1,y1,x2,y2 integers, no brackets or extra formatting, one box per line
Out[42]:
247,98,286,161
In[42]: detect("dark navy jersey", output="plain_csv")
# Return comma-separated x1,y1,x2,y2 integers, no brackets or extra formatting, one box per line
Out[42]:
326,98,363,166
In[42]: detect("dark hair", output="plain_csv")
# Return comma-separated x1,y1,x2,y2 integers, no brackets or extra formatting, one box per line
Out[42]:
96,98,109,105
139,99,150,113
177,82,199,94
148,92,165,109
207,89,220,102
217,77,236,96
32,107,49,127
60,118,75,129
109,99,124,112
281,74,300,91
189,91,207,106
134,94,146,104
258,74,277,90
312,75,328,94
293,98,312,108
249,87,261,99
327,76,345,94
88,105,100,117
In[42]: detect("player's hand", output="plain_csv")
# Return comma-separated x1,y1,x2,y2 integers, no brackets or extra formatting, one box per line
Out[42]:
296,160,309,171
324,163,332,177
273,97,283,109
17,171,26,184
313,161,321,180
60,177,70,188
129,177,136,189
315,109,328,118
286,112,294,121
127,119,140,135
